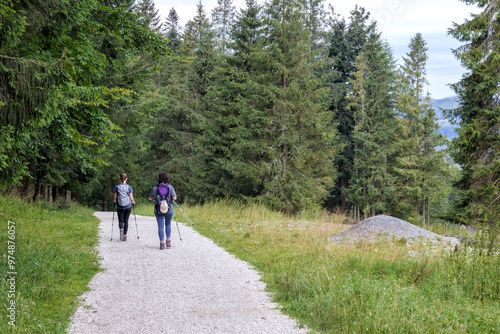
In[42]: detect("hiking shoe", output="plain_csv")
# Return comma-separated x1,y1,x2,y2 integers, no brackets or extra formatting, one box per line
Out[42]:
123,235,127,241
160,243,165,250
120,229,124,241
166,240,171,249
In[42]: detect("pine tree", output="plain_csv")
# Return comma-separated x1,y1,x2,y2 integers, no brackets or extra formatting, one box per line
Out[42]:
305,0,327,50
134,0,163,32
258,0,336,213
395,33,448,223
163,8,181,52
325,6,374,211
147,1,216,202
347,30,399,219
448,0,500,226
203,0,269,198
211,0,236,53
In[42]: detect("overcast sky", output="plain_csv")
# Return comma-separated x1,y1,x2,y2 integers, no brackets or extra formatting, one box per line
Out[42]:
154,0,480,99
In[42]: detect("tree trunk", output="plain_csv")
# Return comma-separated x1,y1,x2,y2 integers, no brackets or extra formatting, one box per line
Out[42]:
54,186,59,204
422,196,426,226
427,197,431,225
66,190,71,207
103,183,108,212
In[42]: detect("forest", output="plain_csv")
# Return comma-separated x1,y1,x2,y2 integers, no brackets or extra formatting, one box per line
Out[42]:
1,0,499,227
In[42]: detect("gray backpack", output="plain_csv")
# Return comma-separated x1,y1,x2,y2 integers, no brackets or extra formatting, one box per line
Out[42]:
116,184,131,207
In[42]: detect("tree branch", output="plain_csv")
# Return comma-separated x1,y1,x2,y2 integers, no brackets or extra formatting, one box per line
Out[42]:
0,49,68,67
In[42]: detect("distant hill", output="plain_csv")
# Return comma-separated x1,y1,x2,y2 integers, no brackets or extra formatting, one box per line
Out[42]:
431,96,459,140
431,96,459,119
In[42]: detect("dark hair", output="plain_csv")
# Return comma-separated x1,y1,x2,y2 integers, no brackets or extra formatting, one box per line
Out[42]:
158,172,170,184
120,173,127,182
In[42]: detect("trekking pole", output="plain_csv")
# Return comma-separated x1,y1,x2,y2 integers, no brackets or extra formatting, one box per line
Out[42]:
172,201,195,226
173,208,182,242
111,202,116,241
132,204,139,240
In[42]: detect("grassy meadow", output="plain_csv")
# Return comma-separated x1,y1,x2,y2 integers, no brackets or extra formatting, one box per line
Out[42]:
1,196,498,333
0,196,100,333
164,200,499,333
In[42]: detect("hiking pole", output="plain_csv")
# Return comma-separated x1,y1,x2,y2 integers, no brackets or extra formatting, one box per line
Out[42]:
173,208,182,242
132,204,139,240
172,201,195,226
111,202,116,241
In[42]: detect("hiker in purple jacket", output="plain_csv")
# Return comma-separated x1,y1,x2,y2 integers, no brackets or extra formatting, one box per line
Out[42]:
148,172,177,250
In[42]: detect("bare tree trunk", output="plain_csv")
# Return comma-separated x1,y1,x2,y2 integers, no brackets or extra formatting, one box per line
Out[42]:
48,185,53,205
103,183,108,211
422,196,426,226
427,197,431,225
66,190,71,207
54,186,59,204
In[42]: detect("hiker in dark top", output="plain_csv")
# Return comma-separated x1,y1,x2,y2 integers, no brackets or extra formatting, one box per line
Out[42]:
113,173,135,241
148,172,177,250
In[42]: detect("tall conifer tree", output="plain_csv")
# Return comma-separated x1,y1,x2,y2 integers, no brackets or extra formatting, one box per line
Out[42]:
164,8,182,52
347,30,399,219
395,33,448,222
134,0,163,32
211,0,236,53
147,1,215,202
259,0,336,213
325,6,374,211
448,0,500,227
203,0,269,198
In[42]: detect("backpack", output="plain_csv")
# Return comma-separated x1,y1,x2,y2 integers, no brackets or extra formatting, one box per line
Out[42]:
156,183,170,213
116,184,131,207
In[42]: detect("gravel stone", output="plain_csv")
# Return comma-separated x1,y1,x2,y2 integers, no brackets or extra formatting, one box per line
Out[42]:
328,215,460,246
68,212,308,334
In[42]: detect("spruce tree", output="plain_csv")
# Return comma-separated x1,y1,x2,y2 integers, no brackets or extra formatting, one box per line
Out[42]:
347,30,399,219
448,0,500,227
305,0,327,51
395,33,448,223
164,8,182,52
134,0,163,32
147,1,215,202
325,6,374,211
211,0,236,53
259,0,336,213
203,0,269,198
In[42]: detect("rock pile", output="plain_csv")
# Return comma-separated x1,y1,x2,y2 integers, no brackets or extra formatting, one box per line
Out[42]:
328,215,459,246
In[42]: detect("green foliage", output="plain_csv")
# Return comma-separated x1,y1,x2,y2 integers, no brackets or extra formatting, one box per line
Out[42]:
325,7,375,211
257,0,336,213
0,195,100,333
346,30,399,219
394,33,450,223
447,0,500,226
186,199,500,334
212,0,236,52
202,0,269,199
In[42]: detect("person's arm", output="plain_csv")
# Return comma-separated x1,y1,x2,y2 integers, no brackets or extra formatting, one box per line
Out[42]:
113,193,117,203
129,193,135,205
170,186,177,202
147,186,155,201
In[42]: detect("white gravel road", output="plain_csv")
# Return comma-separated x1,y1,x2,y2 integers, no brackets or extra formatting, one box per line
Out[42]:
67,212,308,334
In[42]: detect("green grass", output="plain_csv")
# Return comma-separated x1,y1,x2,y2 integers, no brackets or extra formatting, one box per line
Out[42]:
2,197,497,333
174,199,500,334
0,195,100,333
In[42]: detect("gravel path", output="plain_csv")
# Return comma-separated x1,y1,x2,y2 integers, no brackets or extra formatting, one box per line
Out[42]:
68,212,308,334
